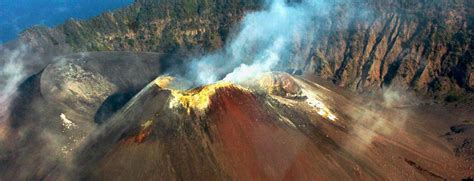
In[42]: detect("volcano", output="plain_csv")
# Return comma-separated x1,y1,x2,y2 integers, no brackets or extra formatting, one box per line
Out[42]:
0,57,472,179
1,0,473,179
0,53,472,180
60,72,469,180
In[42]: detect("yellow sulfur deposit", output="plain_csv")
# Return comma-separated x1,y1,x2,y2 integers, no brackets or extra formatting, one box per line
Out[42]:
167,81,246,113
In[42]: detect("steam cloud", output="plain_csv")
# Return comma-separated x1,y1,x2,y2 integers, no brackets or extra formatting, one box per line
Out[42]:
185,0,336,85
0,45,30,138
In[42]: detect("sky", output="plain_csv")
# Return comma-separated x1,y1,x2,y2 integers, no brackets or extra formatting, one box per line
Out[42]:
0,0,133,44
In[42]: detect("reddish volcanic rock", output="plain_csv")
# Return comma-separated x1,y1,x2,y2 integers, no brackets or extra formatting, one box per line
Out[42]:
206,87,327,180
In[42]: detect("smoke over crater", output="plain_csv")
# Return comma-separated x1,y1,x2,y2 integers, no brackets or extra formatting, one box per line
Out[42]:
183,0,344,85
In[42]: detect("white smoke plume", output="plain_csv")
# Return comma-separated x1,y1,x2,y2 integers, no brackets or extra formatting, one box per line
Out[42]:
0,45,30,139
185,0,337,85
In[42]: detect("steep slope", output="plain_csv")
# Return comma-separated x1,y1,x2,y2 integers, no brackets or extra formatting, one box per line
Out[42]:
298,0,473,98
69,73,472,180
10,0,473,98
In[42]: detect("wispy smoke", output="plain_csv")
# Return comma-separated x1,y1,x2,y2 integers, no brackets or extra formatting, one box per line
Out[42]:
185,0,336,85
0,45,32,167
346,87,418,153
0,45,28,99
0,48,94,178
0,45,30,139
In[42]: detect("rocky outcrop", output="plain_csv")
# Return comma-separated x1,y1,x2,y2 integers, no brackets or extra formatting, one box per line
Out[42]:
12,0,473,98
300,0,473,98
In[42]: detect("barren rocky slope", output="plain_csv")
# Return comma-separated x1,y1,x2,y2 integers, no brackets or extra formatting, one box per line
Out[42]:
9,0,473,99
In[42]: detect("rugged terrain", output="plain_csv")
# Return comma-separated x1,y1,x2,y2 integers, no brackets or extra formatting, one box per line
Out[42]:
7,0,473,98
1,60,472,179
